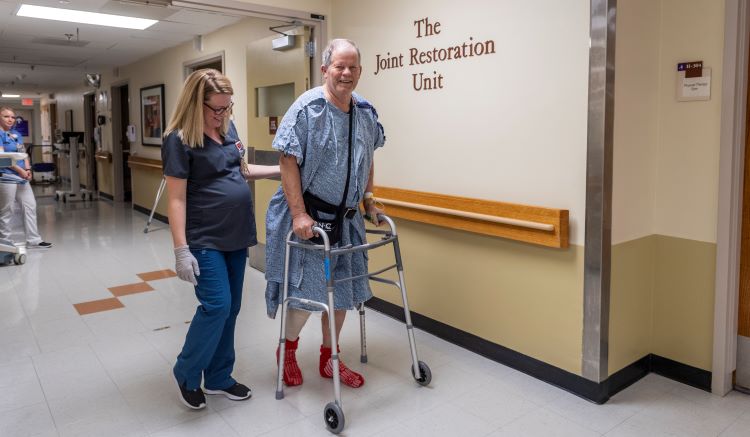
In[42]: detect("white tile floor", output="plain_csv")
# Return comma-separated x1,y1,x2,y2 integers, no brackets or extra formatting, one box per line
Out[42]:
2,189,750,436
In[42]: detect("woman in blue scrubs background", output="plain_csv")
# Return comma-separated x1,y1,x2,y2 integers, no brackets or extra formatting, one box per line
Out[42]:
162,69,279,410
0,106,52,249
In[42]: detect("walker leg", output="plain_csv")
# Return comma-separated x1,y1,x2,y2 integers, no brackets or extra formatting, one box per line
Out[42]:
358,302,368,363
392,237,423,378
275,301,288,400
276,233,294,400
324,246,343,408
143,177,166,233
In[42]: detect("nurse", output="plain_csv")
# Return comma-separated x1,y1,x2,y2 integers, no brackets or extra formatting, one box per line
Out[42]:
0,106,52,249
265,39,385,389
162,69,280,410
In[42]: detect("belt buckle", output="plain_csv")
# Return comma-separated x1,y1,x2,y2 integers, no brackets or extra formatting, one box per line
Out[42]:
344,208,357,219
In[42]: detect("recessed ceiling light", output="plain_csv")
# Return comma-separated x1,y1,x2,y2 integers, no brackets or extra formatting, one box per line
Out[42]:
1,94,21,98
17,4,157,30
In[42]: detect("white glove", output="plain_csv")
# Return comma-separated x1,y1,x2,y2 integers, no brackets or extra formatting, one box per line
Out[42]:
174,245,200,285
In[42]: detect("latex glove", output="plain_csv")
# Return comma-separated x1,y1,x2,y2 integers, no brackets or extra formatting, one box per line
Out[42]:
174,245,200,285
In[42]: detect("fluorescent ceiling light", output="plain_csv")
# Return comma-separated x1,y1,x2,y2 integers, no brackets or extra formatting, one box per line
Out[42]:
1,94,21,98
17,4,157,30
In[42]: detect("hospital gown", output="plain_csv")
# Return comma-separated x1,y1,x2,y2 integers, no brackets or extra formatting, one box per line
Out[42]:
265,87,385,318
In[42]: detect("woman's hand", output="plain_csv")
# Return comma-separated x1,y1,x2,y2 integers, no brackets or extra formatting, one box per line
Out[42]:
292,212,315,240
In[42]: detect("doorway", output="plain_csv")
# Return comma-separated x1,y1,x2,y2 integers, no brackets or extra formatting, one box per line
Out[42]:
111,83,131,202
83,92,97,193
246,23,313,271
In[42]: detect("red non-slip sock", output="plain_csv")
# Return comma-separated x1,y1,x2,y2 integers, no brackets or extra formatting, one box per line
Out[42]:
276,337,303,386
319,345,365,388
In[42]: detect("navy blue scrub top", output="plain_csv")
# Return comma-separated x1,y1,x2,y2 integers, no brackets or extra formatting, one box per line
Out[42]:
161,123,257,251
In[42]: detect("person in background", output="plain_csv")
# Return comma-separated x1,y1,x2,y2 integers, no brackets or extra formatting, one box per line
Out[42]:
162,69,280,410
0,106,52,249
265,39,385,389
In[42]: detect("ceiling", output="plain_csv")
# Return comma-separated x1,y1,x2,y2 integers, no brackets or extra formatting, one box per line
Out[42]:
0,0,245,98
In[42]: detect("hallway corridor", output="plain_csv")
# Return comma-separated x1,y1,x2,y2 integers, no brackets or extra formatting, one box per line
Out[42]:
1,194,750,436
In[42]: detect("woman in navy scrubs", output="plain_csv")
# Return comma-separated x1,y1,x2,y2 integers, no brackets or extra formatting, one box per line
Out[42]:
162,69,279,410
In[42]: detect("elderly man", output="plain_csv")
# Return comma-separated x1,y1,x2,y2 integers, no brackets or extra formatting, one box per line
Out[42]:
265,39,385,388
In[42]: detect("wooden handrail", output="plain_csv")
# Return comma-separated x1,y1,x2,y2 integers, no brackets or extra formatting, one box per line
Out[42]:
373,186,569,248
127,156,162,170
378,198,555,231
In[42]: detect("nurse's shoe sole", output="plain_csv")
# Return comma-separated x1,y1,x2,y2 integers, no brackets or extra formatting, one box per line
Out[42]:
174,375,206,410
204,382,252,401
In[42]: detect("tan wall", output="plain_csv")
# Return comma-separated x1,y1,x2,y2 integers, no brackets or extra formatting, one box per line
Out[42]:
369,221,585,373
246,30,310,244
652,235,716,370
97,160,114,197
131,166,168,216
609,237,655,374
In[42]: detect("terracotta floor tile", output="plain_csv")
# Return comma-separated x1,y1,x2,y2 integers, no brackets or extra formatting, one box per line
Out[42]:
74,297,124,315
108,282,154,297
137,269,177,282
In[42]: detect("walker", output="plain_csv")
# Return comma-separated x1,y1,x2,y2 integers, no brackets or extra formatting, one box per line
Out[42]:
0,152,29,265
275,214,431,434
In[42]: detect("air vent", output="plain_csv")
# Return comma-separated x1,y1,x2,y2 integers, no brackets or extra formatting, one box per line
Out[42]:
32,37,89,47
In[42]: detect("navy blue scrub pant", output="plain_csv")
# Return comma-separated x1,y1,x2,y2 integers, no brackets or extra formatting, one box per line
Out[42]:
173,247,246,391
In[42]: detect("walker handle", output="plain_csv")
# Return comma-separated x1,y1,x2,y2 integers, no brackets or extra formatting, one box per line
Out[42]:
376,214,398,236
311,225,331,250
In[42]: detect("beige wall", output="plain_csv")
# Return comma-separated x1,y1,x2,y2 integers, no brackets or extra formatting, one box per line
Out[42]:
331,0,589,373
653,0,725,243
331,0,590,245
610,0,725,374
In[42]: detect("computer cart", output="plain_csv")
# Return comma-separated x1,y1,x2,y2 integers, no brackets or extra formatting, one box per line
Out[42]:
275,214,431,434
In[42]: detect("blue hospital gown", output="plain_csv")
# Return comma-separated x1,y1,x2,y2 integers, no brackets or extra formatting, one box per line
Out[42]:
265,87,385,318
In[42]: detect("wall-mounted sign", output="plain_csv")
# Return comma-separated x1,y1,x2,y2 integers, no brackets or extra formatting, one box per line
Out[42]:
373,17,497,92
269,116,278,135
676,60,711,101
21,98,33,106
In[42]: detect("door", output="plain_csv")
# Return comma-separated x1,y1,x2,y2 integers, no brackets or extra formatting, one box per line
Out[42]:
246,24,312,271
736,58,750,391
111,84,131,202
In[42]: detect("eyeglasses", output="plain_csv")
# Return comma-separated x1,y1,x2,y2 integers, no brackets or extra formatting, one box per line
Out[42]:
203,101,233,115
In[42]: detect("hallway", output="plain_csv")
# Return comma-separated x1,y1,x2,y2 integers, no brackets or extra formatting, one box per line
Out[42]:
1,194,750,436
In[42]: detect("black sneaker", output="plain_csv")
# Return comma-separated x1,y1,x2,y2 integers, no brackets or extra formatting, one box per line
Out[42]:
204,382,252,401
175,378,206,410
31,242,52,249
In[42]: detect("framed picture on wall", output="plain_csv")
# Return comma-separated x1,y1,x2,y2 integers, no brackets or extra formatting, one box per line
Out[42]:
140,84,165,146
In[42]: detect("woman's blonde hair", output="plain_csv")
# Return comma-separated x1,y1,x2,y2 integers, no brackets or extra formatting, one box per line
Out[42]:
164,69,233,148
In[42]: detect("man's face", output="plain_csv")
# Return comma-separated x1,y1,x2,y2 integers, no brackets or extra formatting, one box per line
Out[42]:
0,110,15,131
322,46,362,98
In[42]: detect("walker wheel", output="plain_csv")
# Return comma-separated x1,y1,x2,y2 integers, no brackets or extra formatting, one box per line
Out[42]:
323,402,345,434
411,361,432,386
13,253,26,265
